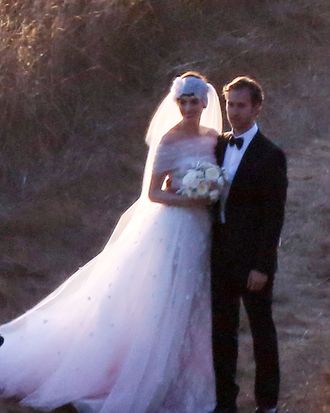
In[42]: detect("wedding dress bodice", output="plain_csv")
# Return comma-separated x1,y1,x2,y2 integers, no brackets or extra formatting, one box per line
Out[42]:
153,136,217,191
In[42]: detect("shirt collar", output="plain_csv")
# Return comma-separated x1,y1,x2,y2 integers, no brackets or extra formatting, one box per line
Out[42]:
232,123,258,144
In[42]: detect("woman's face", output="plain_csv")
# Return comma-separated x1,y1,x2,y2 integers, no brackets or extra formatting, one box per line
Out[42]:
177,95,205,122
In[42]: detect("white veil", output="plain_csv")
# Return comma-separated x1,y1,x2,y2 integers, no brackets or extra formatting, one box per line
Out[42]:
106,82,222,245
142,83,222,197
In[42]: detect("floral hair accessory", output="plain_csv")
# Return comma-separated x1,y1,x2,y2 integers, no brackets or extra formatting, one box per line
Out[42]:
170,76,209,107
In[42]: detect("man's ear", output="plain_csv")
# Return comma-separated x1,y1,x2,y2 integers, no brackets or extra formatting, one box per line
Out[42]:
254,104,262,116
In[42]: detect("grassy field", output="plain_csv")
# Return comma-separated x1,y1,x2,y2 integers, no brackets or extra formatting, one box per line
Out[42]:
0,1,329,412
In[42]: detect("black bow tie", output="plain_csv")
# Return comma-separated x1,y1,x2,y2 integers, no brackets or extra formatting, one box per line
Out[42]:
228,135,244,150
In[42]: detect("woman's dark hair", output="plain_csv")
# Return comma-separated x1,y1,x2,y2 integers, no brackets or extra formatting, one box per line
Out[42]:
180,71,208,82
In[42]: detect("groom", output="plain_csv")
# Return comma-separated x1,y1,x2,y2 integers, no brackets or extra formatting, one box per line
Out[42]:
211,76,288,413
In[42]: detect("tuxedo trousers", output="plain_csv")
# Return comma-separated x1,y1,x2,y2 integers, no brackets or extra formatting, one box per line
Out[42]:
211,223,280,409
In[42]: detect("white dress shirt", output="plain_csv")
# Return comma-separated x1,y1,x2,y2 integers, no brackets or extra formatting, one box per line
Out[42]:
220,123,259,223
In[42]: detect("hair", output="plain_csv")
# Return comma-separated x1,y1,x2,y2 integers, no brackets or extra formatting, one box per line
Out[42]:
180,70,208,82
222,76,264,106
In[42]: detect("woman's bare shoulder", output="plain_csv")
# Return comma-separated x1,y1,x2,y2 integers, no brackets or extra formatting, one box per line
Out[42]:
160,126,183,145
200,126,219,138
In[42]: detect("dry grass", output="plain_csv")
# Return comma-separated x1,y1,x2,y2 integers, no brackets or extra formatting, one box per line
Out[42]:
0,0,329,412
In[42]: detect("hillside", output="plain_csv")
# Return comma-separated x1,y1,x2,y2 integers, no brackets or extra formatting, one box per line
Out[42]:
0,1,329,412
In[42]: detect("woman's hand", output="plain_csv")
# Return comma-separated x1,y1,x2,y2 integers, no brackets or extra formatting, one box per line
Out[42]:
149,173,211,208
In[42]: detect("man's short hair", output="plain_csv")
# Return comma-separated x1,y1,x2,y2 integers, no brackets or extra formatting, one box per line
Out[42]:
223,76,264,106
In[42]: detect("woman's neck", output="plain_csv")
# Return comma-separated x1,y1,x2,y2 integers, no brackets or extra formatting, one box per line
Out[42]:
180,119,201,135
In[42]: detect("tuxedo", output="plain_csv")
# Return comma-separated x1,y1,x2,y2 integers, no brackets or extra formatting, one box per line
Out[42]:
211,129,288,410
213,128,287,278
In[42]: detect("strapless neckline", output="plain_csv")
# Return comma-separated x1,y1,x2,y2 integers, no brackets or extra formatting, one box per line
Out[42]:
160,135,217,147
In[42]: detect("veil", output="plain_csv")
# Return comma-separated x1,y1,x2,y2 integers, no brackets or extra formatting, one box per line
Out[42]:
107,82,222,246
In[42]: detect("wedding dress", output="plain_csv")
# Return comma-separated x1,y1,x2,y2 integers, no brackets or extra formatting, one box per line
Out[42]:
0,135,218,413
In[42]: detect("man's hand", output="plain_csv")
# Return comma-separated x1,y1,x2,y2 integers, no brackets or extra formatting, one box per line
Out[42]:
247,269,268,292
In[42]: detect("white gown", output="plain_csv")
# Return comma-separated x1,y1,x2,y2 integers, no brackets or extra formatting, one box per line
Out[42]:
0,136,217,413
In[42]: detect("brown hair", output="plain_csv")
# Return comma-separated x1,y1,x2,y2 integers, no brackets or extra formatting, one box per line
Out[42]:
180,71,208,82
223,76,264,106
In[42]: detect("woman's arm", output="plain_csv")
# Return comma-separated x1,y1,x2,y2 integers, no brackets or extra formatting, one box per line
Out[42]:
148,171,210,207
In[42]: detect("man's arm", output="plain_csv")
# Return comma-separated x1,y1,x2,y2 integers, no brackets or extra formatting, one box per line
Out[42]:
254,147,288,276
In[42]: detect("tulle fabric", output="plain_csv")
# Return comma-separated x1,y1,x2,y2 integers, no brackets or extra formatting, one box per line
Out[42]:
0,136,217,413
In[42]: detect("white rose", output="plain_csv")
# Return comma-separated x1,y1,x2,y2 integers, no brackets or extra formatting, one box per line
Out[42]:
205,166,220,181
182,171,200,188
184,188,193,198
209,189,220,202
196,181,210,197
196,170,204,179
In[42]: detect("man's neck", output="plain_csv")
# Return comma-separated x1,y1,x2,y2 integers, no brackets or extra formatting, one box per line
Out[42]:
233,122,256,136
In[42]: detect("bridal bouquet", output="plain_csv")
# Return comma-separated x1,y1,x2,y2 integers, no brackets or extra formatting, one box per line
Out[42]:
177,161,227,202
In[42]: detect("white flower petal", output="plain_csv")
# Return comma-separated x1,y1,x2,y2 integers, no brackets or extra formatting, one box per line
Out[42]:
205,166,221,181
196,181,209,196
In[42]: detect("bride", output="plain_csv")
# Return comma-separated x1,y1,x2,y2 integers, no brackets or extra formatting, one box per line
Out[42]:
0,71,222,413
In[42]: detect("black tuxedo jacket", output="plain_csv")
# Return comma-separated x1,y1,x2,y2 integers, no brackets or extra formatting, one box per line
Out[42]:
212,130,288,278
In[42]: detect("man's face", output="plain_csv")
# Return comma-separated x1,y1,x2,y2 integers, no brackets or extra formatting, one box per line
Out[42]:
225,88,261,134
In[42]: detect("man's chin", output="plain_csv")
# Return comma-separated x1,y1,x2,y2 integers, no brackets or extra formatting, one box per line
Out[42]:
231,123,251,134
229,121,242,130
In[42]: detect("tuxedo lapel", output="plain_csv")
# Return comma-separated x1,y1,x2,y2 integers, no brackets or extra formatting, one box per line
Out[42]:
227,131,263,200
